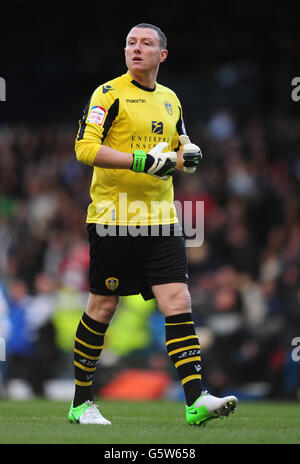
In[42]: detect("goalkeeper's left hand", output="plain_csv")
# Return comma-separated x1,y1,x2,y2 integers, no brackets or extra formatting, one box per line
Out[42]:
179,135,203,173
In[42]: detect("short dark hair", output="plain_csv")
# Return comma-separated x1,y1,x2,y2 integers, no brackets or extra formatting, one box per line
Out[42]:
131,23,167,49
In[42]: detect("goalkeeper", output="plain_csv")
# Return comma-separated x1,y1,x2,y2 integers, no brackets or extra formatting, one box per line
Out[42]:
68,23,237,426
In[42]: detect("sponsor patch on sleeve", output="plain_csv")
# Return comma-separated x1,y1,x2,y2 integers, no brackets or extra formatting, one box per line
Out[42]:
87,105,106,126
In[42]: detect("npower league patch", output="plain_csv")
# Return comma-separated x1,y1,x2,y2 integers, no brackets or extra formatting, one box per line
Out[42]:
88,105,106,125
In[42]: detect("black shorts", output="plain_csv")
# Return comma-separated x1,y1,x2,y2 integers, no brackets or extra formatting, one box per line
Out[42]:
87,223,189,301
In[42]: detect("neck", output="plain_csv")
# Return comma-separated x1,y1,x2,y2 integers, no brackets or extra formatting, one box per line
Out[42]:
128,69,157,90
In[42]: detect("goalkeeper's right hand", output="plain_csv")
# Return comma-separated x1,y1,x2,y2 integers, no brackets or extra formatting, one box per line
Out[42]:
131,142,177,180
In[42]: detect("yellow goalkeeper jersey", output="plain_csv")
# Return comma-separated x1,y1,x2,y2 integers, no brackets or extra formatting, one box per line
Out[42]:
75,71,186,226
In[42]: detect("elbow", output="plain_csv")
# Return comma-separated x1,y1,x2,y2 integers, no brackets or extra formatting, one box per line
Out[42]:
75,144,87,164
75,140,100,166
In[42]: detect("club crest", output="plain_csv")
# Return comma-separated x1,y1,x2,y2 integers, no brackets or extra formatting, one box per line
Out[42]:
163,100,173,116
105,277,119,291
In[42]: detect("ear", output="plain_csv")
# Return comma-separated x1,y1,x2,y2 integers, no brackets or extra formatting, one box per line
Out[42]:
160,49,168,63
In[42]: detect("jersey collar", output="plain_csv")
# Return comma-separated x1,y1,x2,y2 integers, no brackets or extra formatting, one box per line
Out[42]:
126,71,156,92
131,79,156,92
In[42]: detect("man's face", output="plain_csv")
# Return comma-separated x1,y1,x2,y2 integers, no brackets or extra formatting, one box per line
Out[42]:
124,27,167,75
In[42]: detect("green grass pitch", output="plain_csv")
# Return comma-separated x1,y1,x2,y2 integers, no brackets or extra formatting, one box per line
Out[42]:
0,399,299,444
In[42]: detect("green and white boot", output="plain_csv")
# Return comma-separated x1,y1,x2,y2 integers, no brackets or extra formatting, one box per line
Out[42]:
186,391,238,426
68,401,111,425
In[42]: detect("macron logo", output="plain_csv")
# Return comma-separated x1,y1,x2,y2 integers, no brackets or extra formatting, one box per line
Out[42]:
102,84,114,94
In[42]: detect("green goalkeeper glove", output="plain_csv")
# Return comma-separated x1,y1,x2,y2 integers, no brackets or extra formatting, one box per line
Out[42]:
131,142,177,180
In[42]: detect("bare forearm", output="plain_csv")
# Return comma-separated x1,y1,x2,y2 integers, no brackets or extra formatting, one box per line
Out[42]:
175,148,184,171
92,144,184,171
93,145,133,169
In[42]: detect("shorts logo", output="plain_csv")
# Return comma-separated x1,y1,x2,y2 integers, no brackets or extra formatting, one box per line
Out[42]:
105,277,119,291
163,101,173,116
152,121,163,134
88,105,106,125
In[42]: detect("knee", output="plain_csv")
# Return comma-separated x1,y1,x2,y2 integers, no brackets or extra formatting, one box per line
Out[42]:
156,284,192,316
171,288,191,314
86,294,119,324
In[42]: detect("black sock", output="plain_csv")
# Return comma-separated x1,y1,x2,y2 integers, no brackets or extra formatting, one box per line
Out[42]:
73,312,108,408
165,312,202,406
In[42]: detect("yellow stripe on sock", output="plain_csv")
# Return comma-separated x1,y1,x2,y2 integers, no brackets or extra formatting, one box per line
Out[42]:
175,356,201,368
74,348,99,361
165,321,194,326
75,379,92,387
74,361,97,372
168,345,200,357
182,374,201,385
75,336,103,350
166,335,198,347
80,317,105,336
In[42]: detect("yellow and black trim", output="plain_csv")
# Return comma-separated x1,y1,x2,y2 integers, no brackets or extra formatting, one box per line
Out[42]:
73,313,109,398
165,312,202,405
100,98,119,143
77,97,92,141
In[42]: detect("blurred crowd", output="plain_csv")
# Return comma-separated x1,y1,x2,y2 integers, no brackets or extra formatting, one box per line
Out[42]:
0,106,299,400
